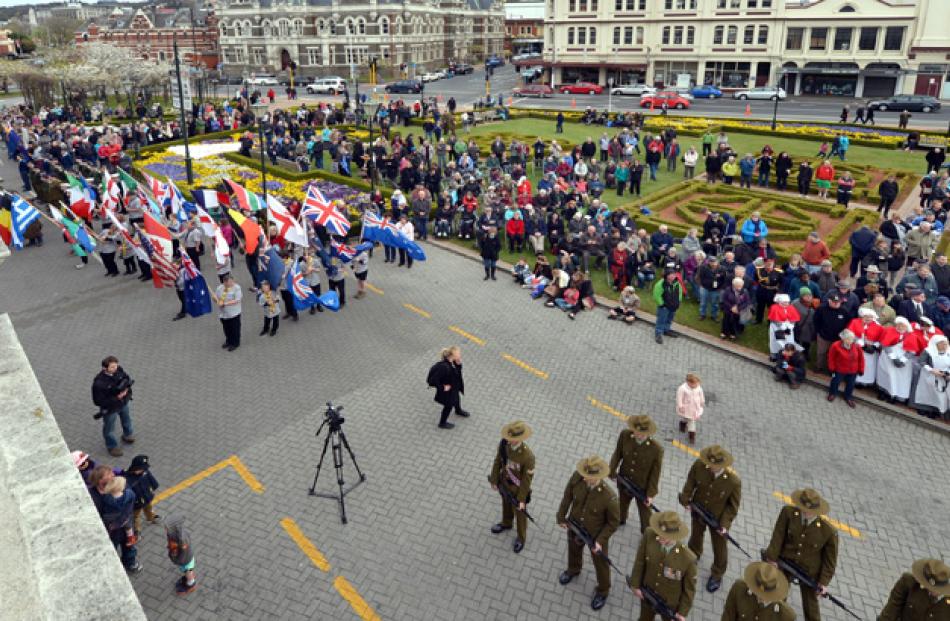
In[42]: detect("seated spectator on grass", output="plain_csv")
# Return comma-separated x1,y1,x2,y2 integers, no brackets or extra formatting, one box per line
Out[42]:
773,343,806,388
650,225,674,262
544,268,571,306
681,228,702,259
608,286,640,324
554,271,594,320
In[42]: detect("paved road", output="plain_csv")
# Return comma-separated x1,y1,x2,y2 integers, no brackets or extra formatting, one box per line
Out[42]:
0,162,948,620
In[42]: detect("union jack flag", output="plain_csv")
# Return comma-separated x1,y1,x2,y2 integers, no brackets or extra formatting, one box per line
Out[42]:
288,260,320,310
301,185,350,236
180,247,199,280
138,230,177,288
330,239,357,262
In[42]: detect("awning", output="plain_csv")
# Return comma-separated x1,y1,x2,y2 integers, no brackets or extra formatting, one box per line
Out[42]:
538,61,648,70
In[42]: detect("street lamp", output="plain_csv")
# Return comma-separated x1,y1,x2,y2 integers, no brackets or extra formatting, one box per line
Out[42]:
252,101,269,204
173,36,194,184
770,74,783,131
607,76,614,115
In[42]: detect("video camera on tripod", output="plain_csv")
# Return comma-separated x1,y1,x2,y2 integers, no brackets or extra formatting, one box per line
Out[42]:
310,401,366,524
323,401,345,430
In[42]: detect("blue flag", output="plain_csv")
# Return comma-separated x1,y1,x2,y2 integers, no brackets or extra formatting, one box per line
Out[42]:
9,194,41,249
259,246,285,290
317,290,340,312
286,260,321,311
180,252,212,317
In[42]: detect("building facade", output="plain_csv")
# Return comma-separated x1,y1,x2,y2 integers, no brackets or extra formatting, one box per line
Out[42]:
76,7,220,69
505,1,544,56
215,0,505,80
544,0,950,98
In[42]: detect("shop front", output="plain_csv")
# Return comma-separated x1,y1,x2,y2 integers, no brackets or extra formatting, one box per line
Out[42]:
653,61,699,89
703,61,752,89
800,62,860,97
862,63,902,98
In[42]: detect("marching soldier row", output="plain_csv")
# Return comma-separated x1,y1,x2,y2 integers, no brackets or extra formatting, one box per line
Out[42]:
487,417,949,620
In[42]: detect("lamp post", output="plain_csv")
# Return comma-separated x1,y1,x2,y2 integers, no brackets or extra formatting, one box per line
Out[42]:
607,76,614,115
173,36,194,185
252,101,269,205
770,74,783,131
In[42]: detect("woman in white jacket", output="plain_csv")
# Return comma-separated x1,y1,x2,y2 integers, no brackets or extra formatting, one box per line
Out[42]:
683,146,699,179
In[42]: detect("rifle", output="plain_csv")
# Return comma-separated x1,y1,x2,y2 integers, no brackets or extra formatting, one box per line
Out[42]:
615,474,661,513
688,502,751,558
492,439,536,525
760,550,861,620
564,517,625,576
639,584,678,620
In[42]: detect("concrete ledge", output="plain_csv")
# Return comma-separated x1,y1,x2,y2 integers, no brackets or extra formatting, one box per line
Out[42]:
427,238,950,437
0,313,147,621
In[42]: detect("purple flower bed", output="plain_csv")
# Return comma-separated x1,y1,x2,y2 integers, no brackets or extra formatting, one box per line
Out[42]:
198,138,236,145
741,120,907,137
238,170,259,181
264,180,284,192
301,179,362,203
143,162,187,181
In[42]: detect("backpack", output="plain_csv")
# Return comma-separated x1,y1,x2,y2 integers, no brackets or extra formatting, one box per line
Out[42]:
165,517,194,566
426,362,442,388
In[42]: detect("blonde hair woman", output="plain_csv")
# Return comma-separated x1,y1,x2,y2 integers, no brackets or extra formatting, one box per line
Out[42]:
428,346,468,429
676,373,705,445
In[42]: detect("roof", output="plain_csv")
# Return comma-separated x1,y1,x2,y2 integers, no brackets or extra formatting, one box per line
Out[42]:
505,2,544,19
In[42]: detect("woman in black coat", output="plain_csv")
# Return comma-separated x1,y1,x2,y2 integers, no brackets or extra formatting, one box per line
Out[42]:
430,346,467,429
480,226,502,280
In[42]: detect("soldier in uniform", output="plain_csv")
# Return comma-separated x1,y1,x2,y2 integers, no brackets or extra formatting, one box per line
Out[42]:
763,489,838,621
557,455,621,611
722,562,796,621
678,444,742,594
630,511,696,621
879,558,950,621
608,414,663,533
488,421,535,554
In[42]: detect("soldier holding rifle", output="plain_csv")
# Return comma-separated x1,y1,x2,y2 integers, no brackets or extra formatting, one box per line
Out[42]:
721,562,796,621
556,455,621,611
609,414,664,533
879,558,950,621
678,445,742,594
629,511,697,621
488,421,535,554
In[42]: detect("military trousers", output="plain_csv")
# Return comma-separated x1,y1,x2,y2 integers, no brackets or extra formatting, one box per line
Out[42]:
688,515,728,578
500,490,528,542
637,602,661,621
566,533,611,595
794,577,822,621
619,490,653,534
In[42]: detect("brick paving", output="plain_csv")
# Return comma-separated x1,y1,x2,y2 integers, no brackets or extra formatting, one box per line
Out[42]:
1,189,948,620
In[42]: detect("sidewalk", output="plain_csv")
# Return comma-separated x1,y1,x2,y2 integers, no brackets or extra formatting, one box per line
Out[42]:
428,237,950,437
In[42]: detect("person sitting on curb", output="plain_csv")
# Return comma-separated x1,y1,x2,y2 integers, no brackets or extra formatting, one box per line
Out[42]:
608,286,640,324
773,343,806,389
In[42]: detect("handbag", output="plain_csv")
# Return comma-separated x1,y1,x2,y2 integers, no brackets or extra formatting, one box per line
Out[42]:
739,306,754,325
543,284,558,298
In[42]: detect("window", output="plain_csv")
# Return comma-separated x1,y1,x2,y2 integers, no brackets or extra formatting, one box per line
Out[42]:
306,48,320,65
591,0,598,10
809,27,828,50
665,0,695,8
785,27,803,50
671,26,681,44
883,26,904,51
624,26,633,44
635,26,644,44
727,25,737,44
858,26,877,51
278,20,289,37
380,17,389,35
577,27,586,44
747,0,756,6
569,0,576,10
589,27,596,44
251,47,265,65
757,25,768,45
717,0,740,7
662,26,670,44
761,0,771,5
833,27,852,51
613,26,621,45
839,4,855,11
567,27,574,44
357,18,366,35
743,25,754,44
686,26,694,45
579,0,587,10
713,25,724,45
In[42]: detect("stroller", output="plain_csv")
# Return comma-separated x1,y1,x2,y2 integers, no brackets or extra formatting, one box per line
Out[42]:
434,211,453,238
459,211,476,240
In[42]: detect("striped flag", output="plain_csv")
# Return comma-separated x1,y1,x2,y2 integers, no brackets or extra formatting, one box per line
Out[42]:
224,178,264,212
9,194,41,249
106,210,149,264
117,168,139,194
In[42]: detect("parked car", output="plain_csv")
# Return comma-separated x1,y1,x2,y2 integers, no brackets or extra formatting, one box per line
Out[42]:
670,87,695,101
611,84,656,96
512,53,541,63
306,77,347,94
513,84,554,98
520,67,543,81
450,63,474,75
640,92,691,109
559,82,604,95
247,75,279,86
867,94,941,113
485,56,505,68
421,72,442,83
733,87,787,100
385,79,424,94
691,84,723,98
437,68,454,79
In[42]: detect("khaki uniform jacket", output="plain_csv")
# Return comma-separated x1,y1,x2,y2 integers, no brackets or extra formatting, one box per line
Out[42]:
489,441,535,503
721,580,796,621
556,472,620,547
608,431,663,498
879,573,950,621
678,460,742,530
764,505,838,585
629,527,697,616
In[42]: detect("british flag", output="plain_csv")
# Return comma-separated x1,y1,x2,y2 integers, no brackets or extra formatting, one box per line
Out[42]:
301,185,350,236
288,260,320,310
330,239,357,262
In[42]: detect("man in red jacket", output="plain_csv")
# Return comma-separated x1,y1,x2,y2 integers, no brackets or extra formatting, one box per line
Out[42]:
827,329,864,408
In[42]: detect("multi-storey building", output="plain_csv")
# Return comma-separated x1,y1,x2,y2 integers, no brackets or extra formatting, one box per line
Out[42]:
505,1,544,56
215,0,505,80
543,0,949,98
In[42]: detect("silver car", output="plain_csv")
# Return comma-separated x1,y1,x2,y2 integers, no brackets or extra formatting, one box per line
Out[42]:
733,87,787,101
610,84,656,96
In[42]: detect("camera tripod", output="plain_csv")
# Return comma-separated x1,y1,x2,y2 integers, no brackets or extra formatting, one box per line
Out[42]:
308,403,366,524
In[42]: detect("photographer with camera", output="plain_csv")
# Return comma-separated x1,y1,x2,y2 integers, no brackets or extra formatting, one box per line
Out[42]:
92,355,136,457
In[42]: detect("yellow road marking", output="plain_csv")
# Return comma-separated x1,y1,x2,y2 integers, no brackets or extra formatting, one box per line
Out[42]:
771,492,863,539
448,325,486,346
403,303,431,318
587,396,629,421
153,456,264,505
334,576,382,621
280,518,331,572
670,439,701,458
501,354,549,380
365,283,384,295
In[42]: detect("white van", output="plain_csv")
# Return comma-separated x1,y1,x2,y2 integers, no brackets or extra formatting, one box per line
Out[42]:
247,75,279,86
306,77,347,95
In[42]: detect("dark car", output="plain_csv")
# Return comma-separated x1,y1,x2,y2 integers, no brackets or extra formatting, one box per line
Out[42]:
867,94,941,113
385,80,424,94
451,63,474,75
485,56,505,69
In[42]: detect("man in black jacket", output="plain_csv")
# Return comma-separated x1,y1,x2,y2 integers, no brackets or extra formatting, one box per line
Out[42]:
813,294,852,373
480,226,502,281
930,253,950,298
877,175,900,219
91,355,135,457
430,346,467,429
697,257,727,321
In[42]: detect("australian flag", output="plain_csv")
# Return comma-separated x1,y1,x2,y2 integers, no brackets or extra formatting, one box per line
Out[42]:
259,246,285,289
361,211,426,261
180,251,212,317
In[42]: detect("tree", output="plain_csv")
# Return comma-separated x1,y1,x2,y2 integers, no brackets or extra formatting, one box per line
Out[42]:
32,15,83,49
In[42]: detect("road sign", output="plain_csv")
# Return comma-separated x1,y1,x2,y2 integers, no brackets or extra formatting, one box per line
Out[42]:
171,75,193,111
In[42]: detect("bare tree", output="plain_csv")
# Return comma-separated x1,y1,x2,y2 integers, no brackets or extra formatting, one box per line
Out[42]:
33,15,83,48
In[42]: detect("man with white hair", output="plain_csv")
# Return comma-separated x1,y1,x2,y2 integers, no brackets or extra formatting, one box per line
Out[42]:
904,221,939,266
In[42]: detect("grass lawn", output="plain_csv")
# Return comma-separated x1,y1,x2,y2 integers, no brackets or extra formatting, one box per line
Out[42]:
467,117,924,175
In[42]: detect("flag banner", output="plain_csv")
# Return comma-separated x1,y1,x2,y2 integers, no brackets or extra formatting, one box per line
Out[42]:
117,168,139,193
266,195,307,247
0,208,10,246
228,208,262,254
330,239,373,263
180,251,212,317
9,194,41,249
301,185,350,236
61,216,94,256
68,187,93,222
287,260,321,311
361,212,426,261
143,212,174,259
194,203,217,238
143,173,170,206
106,210,149,264
224,178,265,212
317,290,340,312
212,225,231,265
137,230,176,288
260,246,284,290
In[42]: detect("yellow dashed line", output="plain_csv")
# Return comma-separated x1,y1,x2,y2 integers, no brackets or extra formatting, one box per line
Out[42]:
365,283,384,295
771,492,863,539
587,396,629,421
448,325,486,346
670,439,701,458
153,455,264,505
403,303,431,318
501,353,549,380
280,518,332,572
334,576,382,621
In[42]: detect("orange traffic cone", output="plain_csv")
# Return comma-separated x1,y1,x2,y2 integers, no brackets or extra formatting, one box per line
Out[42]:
571,98,577,109
744,103,751,117
507,96,514,106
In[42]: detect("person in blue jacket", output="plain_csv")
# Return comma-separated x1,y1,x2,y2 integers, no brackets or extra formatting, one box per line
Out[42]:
740,212,768,245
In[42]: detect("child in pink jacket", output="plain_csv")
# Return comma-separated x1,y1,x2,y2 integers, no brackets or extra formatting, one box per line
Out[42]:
676,373,705,445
